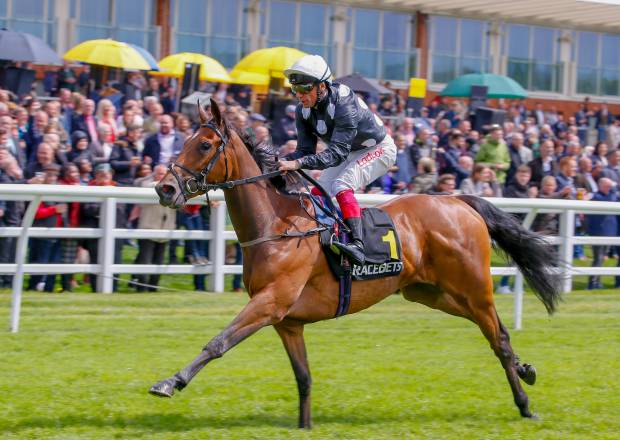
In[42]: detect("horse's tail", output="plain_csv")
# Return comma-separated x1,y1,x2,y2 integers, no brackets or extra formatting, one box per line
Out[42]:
457,195,562,314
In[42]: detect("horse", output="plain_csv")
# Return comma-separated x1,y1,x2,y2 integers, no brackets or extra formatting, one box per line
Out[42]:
150,99,561,428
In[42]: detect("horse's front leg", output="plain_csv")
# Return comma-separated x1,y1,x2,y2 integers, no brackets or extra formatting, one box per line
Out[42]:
149,290,294,397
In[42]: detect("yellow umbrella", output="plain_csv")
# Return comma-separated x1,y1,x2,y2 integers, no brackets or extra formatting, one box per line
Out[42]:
230,46,307,85
152,52,232,82
64,39,151,70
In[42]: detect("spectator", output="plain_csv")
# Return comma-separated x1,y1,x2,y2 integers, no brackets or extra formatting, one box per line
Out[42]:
392,134,416,193
109,125,142,186
431,173,457,194
58,163,82,292
90,124,115,166
175,114,194,140
475,125,510,185
607,116,620,150
439,131,470,186
574,156,598,197
77,158,93,184
410,157,436,194
143,114,184,167
600,149,620,188
24,142,59,179
80,164,122,292
24,110,48,161
397,117,416,146
28,164,66,292
67,130,93,165
460,164,502,197
71,99,98,143
528,140,558,188
586,178,617,289
532,175,564,234
273,104,297,146
96,98,118,142
506,132,533,185
143,102,164,135
556,156,578,198
592,142,613,167
134,165,176,291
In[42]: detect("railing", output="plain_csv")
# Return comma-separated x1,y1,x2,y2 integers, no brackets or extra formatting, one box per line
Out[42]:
2,185,620,333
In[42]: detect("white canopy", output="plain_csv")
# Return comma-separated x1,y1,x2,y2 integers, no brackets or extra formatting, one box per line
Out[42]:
342,0,620,33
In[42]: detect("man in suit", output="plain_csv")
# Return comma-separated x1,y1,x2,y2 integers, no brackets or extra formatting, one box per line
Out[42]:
527,140,558,188
143,115,184,167
530,102,546,127
586,178,617,289
23,110,48,162
506,132,533,185
574,156,598,196
600,149,620,189
70,99,98,143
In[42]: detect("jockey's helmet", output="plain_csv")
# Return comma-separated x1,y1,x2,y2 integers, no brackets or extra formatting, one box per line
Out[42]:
284,55,332,87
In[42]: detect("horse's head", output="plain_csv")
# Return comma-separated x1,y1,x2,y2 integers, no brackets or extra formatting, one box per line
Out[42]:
156,98,230,208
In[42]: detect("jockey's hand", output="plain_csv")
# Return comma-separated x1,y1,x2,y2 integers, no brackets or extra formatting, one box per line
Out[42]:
278,159,301,172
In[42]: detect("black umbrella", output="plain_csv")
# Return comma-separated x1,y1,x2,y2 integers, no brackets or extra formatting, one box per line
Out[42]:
0,29,62,65
335,72,393,95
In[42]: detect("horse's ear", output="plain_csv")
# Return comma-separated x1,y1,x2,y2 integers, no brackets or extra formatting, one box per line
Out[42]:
197,99,208,125
210,97,223,128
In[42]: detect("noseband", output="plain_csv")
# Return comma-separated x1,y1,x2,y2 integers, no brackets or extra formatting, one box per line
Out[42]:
167,121,284,205
168,121,230,202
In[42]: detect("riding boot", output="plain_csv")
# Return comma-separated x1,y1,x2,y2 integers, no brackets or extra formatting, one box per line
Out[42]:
334,217,365,266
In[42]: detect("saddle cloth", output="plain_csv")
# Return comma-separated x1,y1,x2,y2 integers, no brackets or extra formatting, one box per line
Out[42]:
311,196,404,281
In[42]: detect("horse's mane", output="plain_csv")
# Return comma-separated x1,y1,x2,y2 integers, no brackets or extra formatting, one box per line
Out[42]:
224,120,289,190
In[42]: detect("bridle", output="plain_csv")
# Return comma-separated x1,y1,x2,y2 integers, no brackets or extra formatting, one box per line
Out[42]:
167,121,282,204
167,121,230,203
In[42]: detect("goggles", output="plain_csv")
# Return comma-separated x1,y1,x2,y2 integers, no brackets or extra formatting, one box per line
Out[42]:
291,83,316,94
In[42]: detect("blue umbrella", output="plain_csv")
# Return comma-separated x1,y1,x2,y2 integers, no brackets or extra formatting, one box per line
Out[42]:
128,43,159,71
0,29,62,65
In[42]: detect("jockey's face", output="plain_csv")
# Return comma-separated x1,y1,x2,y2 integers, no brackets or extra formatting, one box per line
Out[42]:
296,83,325,108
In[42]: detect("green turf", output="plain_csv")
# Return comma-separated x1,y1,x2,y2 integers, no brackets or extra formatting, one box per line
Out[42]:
1,289,619,439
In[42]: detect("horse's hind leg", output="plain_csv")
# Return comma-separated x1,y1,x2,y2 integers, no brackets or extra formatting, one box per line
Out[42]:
470,299,536,418
402,284,535,418
274,321,312,429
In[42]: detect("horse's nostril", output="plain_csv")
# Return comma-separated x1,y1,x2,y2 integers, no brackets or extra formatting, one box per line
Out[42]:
161,184,175,195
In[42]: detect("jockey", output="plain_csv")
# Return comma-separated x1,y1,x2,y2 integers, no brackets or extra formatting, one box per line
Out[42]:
278,55,397,266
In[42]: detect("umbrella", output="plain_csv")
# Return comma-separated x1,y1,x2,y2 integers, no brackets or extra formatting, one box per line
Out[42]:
152,52,231,82
230,46,307,85
127,43,159,71
64,39,152,70
440,73,527,99
0,29,62,65
335,73,393,95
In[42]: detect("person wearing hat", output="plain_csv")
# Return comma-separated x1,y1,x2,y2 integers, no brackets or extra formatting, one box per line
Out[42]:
278,54,397,265
273,104,297,146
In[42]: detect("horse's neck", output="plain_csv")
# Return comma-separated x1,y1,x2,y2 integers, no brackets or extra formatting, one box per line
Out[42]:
222,139,287,244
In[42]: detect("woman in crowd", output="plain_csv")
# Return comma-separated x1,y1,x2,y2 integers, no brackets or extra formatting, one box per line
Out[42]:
96,99,118,143
459,164,502,197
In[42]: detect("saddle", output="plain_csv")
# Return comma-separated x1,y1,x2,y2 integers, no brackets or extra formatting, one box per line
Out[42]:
308,192,404,317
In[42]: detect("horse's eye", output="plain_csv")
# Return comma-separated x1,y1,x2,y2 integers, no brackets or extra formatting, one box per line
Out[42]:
201,141,212,151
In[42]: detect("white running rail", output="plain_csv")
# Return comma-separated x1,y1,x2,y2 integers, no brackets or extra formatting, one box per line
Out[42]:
2,184,620,332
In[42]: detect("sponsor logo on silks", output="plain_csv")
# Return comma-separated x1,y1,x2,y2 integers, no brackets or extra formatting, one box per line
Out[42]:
352,261,403,278
356,146,385,167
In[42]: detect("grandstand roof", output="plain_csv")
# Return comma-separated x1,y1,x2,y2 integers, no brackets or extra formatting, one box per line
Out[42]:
345,0,620,33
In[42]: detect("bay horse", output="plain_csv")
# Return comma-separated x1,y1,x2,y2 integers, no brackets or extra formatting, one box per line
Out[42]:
150,99,561,428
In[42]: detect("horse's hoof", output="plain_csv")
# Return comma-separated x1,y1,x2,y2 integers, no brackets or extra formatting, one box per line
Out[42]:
524,412,540,421
149,378,176,398
517,363,537,386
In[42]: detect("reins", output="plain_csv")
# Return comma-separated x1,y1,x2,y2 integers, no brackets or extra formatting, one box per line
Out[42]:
168,120,329,247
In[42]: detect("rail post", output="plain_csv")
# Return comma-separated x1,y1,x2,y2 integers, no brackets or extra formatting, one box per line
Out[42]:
9,196,41,333
208,203,227,292
559,209,575,293
97,198,116,293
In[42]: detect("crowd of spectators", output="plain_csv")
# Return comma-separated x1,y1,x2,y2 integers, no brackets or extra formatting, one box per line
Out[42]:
1,69,619,293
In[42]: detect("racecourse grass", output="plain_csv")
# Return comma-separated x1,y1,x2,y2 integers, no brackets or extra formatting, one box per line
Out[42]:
1,290,619,439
